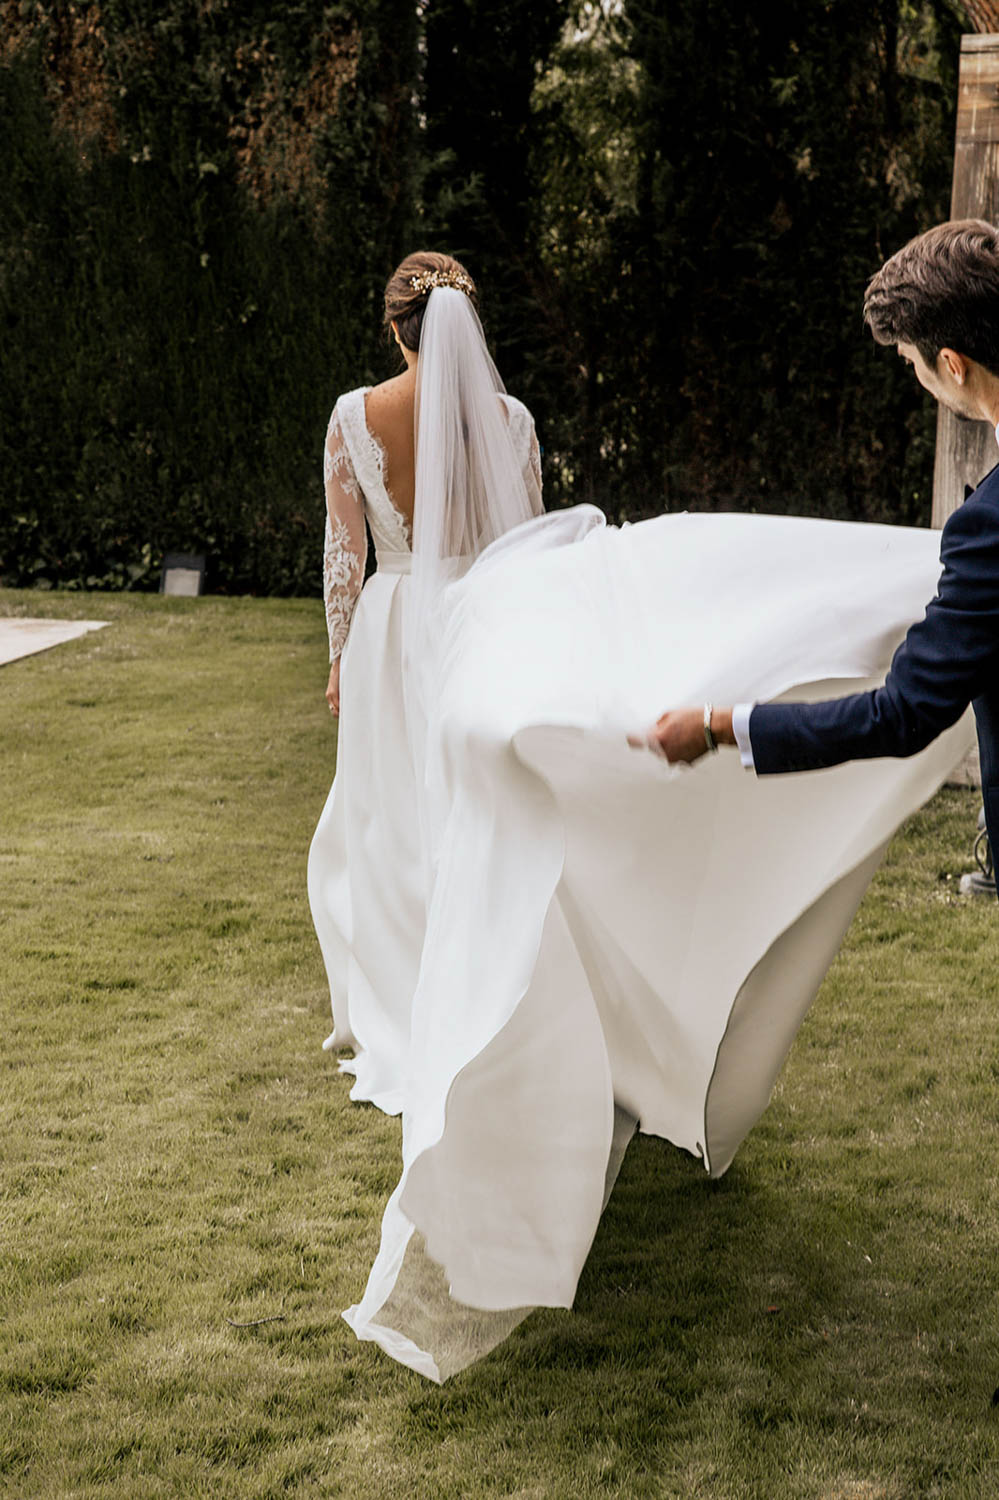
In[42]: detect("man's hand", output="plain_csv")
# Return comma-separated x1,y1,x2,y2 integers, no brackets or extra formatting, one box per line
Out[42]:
641,706,735,764
326,658,341,716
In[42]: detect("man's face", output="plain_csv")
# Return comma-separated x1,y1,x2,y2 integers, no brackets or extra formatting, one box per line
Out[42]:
897,340,978,421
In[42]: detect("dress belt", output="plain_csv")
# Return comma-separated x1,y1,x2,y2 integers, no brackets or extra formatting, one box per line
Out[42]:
376,551,413,575
375,552,477,578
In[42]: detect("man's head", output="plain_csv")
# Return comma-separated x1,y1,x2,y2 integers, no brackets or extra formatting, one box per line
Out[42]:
865,219,999,422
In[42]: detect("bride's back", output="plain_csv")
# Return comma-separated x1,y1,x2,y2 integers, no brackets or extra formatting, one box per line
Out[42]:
365,375,416,531
364,251,542,546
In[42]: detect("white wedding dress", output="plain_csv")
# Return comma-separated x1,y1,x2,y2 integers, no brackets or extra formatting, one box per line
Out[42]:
308,383,543,1115
308,362,974,1385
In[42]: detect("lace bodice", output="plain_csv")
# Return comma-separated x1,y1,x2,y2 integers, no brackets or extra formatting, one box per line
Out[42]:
323,386,542,662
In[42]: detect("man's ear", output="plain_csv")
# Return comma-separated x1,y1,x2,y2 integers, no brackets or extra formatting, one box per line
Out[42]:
939,347,970,386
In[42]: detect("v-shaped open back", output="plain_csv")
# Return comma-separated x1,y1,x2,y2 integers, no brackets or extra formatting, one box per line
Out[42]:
337,387,414,557
320,381,543,665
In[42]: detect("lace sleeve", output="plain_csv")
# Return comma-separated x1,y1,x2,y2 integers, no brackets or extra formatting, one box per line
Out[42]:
500,395,544,517
525,419,543,517
323,406,368,664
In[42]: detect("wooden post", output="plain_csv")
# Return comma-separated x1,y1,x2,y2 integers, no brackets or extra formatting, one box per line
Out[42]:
933,29,999,787
931,33,999,529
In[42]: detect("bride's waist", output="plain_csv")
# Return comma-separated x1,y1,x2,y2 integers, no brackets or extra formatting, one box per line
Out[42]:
374,553,476,579
375,551,412,575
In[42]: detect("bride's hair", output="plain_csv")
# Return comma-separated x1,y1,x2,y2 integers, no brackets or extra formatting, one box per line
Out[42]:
384,251,478,352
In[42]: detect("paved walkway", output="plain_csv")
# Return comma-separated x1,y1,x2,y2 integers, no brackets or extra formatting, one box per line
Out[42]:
0,617,109,667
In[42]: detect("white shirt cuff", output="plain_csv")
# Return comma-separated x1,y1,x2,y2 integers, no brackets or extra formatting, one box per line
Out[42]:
732,703,756,770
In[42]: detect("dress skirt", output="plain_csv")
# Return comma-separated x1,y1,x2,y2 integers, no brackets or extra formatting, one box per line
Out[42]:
310,509,975,1381
307,564,424,1117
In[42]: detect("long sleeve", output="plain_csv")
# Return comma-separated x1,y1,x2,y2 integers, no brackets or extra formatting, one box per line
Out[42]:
500,395,544,517
524,419,543,517
323,406,368,664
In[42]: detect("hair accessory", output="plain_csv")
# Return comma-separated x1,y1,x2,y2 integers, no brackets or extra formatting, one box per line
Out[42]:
703,702,718,753
409,268,474,298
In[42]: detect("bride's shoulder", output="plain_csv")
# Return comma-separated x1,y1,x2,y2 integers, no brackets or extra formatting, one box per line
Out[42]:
498,393,532,419
498,393,536,444
364,376,416,456
329,385,370,422
327,387,369,435
364,373,413,417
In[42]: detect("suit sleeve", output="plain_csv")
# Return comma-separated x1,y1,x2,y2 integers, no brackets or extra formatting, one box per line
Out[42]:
750,498,999,775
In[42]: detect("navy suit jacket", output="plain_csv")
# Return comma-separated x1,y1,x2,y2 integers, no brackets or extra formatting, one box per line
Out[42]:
750,459,999,864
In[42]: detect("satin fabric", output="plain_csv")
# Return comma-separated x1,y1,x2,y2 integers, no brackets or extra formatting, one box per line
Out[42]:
310,508,973,1380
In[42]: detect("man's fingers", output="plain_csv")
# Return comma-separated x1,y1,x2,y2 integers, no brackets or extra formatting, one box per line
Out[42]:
627,724,669,756
630,709,712,763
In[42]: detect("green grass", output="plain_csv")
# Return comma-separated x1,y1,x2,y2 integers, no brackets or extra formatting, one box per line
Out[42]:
2,588,999,1500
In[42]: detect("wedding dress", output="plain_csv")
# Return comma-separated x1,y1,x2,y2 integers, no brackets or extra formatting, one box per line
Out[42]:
307,379,542,1115
309,297,974,1383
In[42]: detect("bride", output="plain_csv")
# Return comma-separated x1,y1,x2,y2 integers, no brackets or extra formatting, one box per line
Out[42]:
308,252,974,1381
308,252,543,1116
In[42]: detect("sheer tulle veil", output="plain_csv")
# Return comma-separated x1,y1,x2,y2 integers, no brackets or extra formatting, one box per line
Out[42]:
403,286,539,882
411,287,535,598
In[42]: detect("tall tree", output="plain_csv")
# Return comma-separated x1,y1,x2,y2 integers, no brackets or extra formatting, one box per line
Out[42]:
0,0,974,592
421,0,568,390
0,0,419,593
533,0,962,521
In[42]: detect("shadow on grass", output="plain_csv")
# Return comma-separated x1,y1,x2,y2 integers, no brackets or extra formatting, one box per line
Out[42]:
396,1129,986,1491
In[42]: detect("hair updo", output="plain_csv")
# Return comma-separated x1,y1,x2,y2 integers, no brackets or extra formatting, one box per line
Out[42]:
384,251,478,353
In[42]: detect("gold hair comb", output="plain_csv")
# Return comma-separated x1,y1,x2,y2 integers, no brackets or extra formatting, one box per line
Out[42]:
409,268,474,297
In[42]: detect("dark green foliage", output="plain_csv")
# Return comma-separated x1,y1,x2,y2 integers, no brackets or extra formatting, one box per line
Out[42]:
529,0,963,522
420,0,566,375
0,1,973,592
0,0,418,593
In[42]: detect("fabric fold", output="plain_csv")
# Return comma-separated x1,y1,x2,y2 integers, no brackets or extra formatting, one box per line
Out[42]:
333,509,974,1378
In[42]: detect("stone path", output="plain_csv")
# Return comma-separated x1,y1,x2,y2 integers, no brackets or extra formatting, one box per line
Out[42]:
0,617,109,667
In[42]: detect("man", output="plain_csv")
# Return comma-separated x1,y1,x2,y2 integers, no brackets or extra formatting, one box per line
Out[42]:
651,218,999,871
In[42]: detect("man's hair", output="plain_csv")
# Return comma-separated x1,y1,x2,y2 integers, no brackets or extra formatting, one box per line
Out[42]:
864,219,999,376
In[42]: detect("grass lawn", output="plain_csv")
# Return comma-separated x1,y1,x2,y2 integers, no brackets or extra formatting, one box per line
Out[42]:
2,587,999,1500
